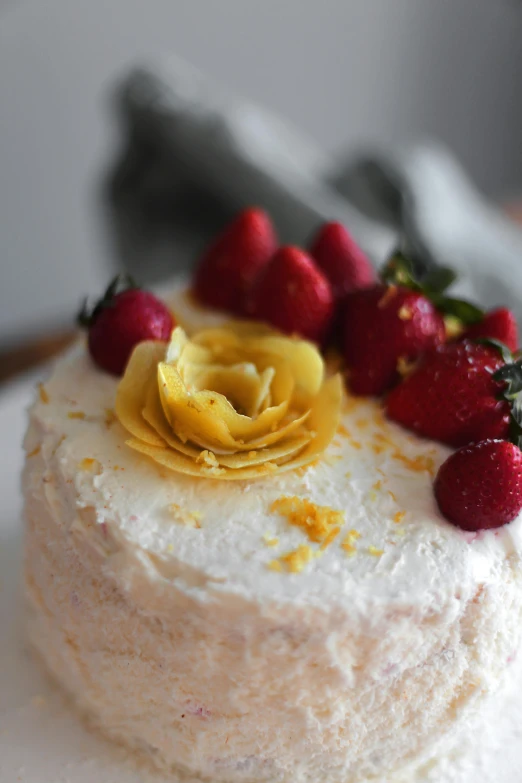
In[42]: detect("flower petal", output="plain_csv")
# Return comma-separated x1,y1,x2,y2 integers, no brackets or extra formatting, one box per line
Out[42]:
158,362,242,451
279,374,343,471
158,361,289,445
245,336,324,405
115,341,167,447
125,438,306,481
116,323,342,482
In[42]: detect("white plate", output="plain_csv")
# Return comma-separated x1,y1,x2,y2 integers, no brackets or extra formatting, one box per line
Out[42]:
1,375,522,783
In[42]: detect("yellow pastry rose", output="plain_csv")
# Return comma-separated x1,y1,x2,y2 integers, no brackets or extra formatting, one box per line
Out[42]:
115,322,342,480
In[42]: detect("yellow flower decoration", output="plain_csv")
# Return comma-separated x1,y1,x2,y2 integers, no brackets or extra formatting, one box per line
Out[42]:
115,322,342,480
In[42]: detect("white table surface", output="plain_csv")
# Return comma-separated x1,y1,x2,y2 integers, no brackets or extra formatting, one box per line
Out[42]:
1,373,522,783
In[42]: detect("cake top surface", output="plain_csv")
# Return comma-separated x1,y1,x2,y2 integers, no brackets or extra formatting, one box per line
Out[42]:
25,286,522,619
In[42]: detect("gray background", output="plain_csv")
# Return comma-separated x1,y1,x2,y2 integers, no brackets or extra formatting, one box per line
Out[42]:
1,0,521,343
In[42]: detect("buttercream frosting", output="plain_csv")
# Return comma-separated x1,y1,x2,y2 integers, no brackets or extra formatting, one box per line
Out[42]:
22,284,522,782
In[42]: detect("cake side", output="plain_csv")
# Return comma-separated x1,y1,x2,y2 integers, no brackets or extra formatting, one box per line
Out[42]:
22,295,522,782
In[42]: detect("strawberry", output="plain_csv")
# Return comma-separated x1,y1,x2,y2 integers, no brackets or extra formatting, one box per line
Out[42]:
341,249,491,396
309,221,375,300
78,276,174,376
386,341,512,447
435,439,522,531
463,307,519,353
193,207,277,314
343,284,446,396
246,246,334,342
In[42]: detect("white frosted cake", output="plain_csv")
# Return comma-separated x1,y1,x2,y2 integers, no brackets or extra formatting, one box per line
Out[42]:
23,284,522,783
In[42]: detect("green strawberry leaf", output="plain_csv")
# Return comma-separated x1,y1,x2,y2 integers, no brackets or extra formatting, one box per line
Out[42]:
477,338,514,365
494,360,522,395
379,248,484,327
421,266,458,295
430,295,484,325
492,356,522,448
380,251,421,290
509,401,522,449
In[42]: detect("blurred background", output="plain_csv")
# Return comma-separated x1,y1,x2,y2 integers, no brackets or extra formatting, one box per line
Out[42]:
1,0,522,381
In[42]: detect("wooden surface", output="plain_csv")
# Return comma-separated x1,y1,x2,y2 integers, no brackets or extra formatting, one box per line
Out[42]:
0,330,77,384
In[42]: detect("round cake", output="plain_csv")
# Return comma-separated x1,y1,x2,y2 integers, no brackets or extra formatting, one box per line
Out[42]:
23,285,522,783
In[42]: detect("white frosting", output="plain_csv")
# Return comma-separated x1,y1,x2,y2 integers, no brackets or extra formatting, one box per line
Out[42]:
22,286,522,782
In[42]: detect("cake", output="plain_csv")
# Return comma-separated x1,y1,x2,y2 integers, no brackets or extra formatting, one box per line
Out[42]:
23,279,522,783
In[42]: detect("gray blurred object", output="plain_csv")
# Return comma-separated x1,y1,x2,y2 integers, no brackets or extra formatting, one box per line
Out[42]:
106,60,395,283
106,60,522,319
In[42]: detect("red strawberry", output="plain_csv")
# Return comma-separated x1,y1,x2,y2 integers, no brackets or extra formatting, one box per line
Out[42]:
247,246,334,342
343,284,446,396
193,207,277,314
310,221,375,300
386,342,511,447
79,276,174,376
435,439,522,531
463,307,519,353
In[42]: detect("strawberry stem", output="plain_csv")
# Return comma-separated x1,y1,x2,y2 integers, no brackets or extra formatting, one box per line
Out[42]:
380,249,483,325
78,274,138,329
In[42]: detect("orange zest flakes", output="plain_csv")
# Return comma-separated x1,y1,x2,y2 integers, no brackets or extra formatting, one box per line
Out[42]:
79,458,102,474
68,411,86,420
279,545,314,573
392,450,435,475
345,470,352,479
397,356,416,378
341,529,361,557
38,383,49,404
294,458,319,476
167,503,202,528
372,479,382,491
368,545,384,557
337,423,351,438
270,496,345,547
320,526,341,551
372,444,385,455
355,418,370,430
373,432,394,448
268,559,283,572
349,439,362,450
332,439,342,448
394,510,406,524
262,534,279,547
388,490,397,502
326,454,343,464
378,285,397,309
27,445,41,458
